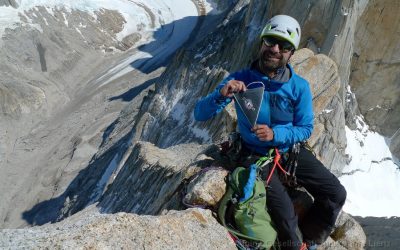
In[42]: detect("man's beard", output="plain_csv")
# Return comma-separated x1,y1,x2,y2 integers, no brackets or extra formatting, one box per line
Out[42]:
260,51,288,71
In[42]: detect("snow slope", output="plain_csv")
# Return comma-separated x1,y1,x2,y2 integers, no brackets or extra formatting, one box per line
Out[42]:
339,116,400,217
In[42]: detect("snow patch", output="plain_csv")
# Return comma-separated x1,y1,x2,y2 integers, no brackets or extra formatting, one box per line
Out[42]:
339,116,400,217
62,12,68,26
157,89,185,117
45,6,54,16
42,16,48,26
191,125,211,142
368,105,391,111
90,153,120,203
321,109,333,114
203,0,220,14
171,103,187,125
170,89,185,109
75,27,85,39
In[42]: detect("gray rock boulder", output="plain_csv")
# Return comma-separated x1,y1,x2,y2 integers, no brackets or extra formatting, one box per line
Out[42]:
183,167,229,208
321,212,367,250
291,49,347,174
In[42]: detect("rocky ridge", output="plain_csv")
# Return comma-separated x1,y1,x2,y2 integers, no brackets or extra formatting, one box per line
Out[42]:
0,205,235,249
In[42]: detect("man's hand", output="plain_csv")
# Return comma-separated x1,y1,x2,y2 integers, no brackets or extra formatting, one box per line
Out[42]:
220,80,247,97
252,124,274,141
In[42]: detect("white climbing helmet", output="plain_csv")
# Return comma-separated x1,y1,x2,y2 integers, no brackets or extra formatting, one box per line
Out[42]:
260,15,301,50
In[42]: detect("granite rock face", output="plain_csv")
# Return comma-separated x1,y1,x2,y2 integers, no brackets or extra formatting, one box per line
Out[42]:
98,142,212,215
349,0,400,158
0,206,236,250
183,167,229,208
322,212,367,250
350,0,400,136
291,49,347,174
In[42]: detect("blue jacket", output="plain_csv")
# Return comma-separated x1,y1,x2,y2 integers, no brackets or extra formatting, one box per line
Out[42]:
194,64,314,154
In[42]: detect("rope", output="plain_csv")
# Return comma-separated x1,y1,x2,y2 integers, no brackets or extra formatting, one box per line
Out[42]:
266,148,288,185
227,232,247,250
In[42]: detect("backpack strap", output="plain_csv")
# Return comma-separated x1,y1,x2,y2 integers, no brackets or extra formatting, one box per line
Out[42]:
240,150,274,202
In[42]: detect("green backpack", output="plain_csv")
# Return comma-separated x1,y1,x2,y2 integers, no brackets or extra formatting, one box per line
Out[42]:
218,161,277,249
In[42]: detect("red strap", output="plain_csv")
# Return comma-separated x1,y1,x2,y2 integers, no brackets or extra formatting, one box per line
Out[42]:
227,232,237,243
266,148,288,185
300,242,308,250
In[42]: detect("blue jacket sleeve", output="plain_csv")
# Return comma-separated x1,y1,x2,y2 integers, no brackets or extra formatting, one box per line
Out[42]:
272,81,314,145
194,76,234,121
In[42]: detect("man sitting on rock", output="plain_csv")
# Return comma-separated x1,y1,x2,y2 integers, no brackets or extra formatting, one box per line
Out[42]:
194,15,347,250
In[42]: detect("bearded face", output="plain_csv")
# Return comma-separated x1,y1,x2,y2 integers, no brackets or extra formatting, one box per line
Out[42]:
259,48,288,70
258,37,293,72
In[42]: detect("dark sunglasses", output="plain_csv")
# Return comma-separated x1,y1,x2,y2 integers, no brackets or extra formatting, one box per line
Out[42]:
262,36,294,53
